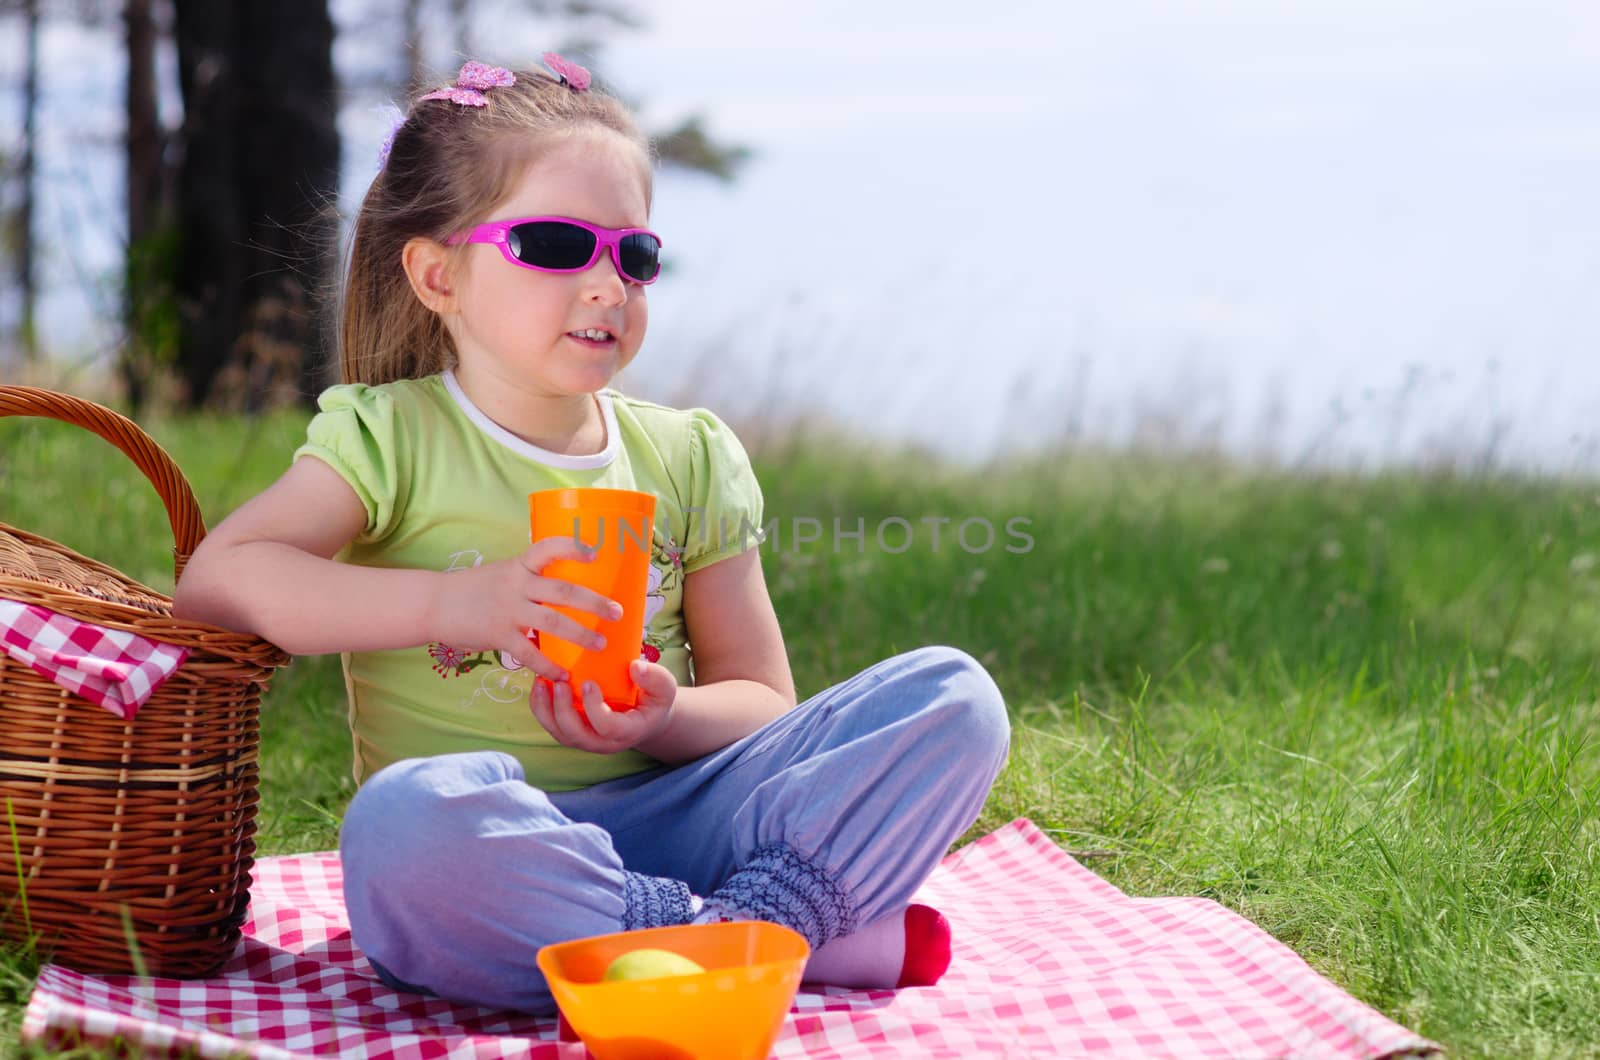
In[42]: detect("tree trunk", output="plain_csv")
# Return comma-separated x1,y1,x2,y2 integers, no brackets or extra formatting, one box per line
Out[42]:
172,0,340,409
122,0,170,408
403,0,422,88
125,0,161,249
18,0,39,363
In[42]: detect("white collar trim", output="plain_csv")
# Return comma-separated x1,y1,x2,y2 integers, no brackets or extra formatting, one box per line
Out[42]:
442,369,619,469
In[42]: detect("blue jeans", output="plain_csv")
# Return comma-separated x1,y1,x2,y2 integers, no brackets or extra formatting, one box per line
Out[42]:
339,646,1010,1014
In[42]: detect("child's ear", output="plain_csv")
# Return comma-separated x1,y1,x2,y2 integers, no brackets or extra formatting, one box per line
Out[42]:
401,237,459,313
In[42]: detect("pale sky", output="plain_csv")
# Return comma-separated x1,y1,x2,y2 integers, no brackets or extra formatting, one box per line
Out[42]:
7,0,1599,470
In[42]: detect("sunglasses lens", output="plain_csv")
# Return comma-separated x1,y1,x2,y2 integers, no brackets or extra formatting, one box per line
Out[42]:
507,221,597,270
618,233,662,283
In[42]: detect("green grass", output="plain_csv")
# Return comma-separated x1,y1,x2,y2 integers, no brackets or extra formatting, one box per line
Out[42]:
3,410,1599,1056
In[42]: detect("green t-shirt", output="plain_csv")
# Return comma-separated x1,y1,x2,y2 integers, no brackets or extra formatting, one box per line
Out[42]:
293,371,764,789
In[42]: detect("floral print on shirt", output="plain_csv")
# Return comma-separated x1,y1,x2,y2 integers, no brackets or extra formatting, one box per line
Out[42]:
641,531,684,661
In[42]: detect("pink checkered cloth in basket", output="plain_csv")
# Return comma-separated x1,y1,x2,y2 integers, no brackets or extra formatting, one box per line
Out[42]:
0,599,188,719
21,819,1438,1059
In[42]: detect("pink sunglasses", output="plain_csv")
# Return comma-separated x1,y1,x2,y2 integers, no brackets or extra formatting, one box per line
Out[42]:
447,216,663,285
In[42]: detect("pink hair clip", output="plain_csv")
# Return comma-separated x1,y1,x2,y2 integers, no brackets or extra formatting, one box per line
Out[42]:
541,51,591,92
419,61,516,108
376,105,406,170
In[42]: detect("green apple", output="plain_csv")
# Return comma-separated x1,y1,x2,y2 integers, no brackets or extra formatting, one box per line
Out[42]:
602,948,707,982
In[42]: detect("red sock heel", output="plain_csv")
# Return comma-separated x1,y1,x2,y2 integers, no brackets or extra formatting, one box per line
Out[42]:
896,904,952,988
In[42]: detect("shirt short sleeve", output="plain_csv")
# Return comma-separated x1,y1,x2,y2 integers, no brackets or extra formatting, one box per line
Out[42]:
293,384,410,542
682,409,764,572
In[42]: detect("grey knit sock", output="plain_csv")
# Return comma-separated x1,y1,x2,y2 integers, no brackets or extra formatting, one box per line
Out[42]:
621,870,695,930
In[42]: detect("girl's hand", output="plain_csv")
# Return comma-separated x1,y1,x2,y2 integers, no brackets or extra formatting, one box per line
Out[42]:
529,660,679,754
430,536,624,682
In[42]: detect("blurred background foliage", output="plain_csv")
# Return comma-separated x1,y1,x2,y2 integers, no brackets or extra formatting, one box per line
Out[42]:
0,0,748,409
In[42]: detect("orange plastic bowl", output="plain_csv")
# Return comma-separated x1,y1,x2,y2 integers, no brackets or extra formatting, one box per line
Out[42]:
536,921,810,1060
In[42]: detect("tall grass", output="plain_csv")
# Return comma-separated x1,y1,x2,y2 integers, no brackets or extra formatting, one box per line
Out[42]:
1,409,1597,1056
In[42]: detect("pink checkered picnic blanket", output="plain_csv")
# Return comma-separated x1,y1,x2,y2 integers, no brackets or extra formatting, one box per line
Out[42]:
0,599,189,719
21,819,1437,1058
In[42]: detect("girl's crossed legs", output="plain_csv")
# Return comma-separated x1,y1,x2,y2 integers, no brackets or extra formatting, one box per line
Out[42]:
340,645,1010,1014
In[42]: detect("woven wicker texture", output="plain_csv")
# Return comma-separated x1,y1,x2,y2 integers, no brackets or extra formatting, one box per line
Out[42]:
1,386,289,978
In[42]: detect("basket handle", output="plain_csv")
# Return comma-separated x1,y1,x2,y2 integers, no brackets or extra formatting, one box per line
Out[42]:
0,386,206,581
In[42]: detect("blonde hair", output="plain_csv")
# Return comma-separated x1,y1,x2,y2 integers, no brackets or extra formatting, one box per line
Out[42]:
340,65,651,385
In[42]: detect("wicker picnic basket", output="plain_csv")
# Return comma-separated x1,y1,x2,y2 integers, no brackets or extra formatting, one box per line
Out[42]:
0,386,289,978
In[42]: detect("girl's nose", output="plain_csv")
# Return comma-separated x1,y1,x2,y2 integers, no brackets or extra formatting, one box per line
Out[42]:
582,250,628,304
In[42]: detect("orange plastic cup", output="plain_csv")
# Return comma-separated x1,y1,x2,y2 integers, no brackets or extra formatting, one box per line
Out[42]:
537,921,810,1060
529,488,657,710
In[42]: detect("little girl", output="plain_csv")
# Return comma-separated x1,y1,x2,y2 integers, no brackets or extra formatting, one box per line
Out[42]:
174,54,1009,1015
